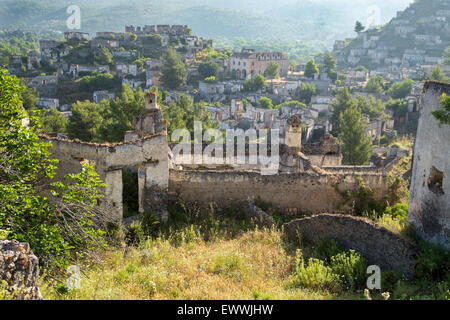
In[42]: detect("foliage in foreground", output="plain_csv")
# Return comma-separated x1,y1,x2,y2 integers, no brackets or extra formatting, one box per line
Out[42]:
41,204,449,300
0,69,109,271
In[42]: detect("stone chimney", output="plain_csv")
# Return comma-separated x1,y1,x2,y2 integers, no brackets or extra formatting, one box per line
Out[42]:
285,114,302,152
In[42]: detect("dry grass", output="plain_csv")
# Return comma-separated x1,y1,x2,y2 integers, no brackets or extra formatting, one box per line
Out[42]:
41,228,335,300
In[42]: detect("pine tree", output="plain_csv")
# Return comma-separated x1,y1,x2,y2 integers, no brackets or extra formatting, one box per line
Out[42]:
338,106,373,165
160,48,187,89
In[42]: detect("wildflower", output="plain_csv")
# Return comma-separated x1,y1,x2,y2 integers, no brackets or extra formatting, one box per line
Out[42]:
364,289,372,300
382,292,390,300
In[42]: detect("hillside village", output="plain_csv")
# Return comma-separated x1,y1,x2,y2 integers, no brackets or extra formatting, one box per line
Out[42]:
6,15,448,149
0,0,449,302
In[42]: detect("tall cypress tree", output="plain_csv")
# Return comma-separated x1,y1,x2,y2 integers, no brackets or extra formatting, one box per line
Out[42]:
338,106,373,165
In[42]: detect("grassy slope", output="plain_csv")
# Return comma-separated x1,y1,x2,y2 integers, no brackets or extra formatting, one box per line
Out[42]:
40,199,449,301
42,229,334,300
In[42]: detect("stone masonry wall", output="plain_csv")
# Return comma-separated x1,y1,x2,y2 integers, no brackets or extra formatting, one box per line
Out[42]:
409,81,450,249
40,133,169,221
0,240,42,300
283,214,418,277
169,169,388,214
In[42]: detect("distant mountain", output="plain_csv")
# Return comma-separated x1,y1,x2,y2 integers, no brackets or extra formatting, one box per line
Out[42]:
334,0,450,69
0,0,413,46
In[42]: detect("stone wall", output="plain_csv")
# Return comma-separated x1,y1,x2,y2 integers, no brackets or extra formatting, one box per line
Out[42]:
283,214,418,277
409,81,450,249
41,133,169,221
169,169,388,214
0,240,42,300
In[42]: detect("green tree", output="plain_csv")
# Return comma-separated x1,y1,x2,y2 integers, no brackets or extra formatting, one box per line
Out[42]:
0,69,107,270
95,47,113,65
100,85,146,142
355,66,368,72
363,76,385,94
39,108,68,135
431,94,450,126
243,74,267,92
443,46,450,66
331,87,357,135
299,83,317,104
161,48,187,89
258,97,273,109
20,85,39,110
338,106,372,165
323,52,337,80
67,100,106,142
387,79,413,99
354,21,365,33
264,61,280,79
425,66,446,81
354,94,386,121
198,60,220,80
162,94,219,140
304,59,319,79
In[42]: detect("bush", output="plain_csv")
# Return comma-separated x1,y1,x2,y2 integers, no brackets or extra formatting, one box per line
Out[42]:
415,241,450,282
290,250,341,292
0,70,109,270
330,250,367,290
142,211,160,236
385,203,408,224
315,238,343,262
125,222,145,246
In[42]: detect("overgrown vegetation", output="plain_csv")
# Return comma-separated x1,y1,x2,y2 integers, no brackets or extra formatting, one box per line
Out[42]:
0,70,110,272
37,197,449,300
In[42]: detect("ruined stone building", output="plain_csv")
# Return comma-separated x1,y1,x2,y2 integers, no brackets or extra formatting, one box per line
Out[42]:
43,92,406,221
409,81,450,249
227,49,290,79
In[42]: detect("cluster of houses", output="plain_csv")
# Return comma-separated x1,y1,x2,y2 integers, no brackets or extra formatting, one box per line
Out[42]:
5,19,441,146
333,0,449,81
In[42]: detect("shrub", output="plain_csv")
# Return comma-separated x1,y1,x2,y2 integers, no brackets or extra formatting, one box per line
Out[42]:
142,211,160,236
315,238,343,262
415,241,450,282
289,250,341,292
385,203,408,224
125,222,145,245
330,250,367,290
381,270,401,293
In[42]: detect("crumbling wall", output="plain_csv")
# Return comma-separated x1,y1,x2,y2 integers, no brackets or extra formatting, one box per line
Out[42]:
283,214,418,277
0,240,42,300
409,81,450,249
41,133,169,221
169,169,388,214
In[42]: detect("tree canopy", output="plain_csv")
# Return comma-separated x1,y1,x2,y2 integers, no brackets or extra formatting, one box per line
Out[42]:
161,48,187,89
95,47,113,65
338,106,373,165
258,97,273,109
354,21,365,33
363,76,385,94
243,74,267,92
304,59,319,79
299,83,317,104
387,79,413,99
264,62,280,79
0,69,107,270
198,60,220,80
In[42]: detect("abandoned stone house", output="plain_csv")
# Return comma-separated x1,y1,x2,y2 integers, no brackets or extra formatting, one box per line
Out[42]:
227,49,290,79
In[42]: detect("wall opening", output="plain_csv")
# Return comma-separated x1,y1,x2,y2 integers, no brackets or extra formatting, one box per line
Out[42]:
428,166,444,196
122,168,139,218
